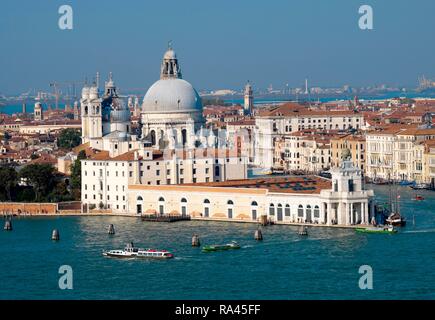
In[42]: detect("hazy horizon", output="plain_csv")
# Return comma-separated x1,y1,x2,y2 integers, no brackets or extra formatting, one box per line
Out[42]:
1,0,434,95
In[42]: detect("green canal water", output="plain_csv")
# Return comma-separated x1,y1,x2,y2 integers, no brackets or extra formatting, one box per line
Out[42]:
0,185,434,300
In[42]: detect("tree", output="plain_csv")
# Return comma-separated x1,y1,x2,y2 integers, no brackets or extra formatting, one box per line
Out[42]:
19,164,56,202
57,128,82,149
0,166,18,201
70,150,86,189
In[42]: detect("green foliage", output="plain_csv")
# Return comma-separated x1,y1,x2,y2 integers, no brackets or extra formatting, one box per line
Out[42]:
77,150,86,160
70,159,81,190
0,166,18,201
70,150,86,200
19,164,56,202
57,128,82,149
0,163,79,203
47,181,74,202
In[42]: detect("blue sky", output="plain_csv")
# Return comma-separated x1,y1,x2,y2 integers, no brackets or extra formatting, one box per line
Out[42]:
0,0,434,94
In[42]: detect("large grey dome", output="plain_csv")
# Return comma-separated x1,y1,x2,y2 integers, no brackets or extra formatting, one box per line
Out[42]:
142,78,202,114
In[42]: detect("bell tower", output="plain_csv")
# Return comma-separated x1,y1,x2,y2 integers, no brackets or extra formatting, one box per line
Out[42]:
81,82,102,144
244,81,253,115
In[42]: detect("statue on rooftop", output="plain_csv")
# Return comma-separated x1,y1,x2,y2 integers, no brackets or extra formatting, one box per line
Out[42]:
341,148,351,161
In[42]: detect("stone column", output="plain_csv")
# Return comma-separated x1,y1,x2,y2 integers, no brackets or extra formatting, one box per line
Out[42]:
350,203,354,225
362,202,366,224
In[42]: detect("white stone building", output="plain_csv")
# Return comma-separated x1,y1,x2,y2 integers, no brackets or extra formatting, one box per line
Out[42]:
254,103,364,169
128,159,374,226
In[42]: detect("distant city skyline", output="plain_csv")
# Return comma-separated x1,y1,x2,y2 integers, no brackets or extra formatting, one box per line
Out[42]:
1,0,434,94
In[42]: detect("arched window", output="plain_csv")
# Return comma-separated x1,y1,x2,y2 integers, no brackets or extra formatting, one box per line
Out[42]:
181,129,187,146
150,130,156,145
251,201,258,206
227,200,234,205
158,197,165,202
285,204,291,217
269,203,275,216
181,198,187,203
298,205,304,217
204,199,210,204
137,196,143,201
84,106,88,115
314,205,320,218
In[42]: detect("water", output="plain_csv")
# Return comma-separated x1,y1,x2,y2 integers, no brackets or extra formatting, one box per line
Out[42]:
0,185,434,300
0,103,66,115
2,91,435,115
224,92,435,106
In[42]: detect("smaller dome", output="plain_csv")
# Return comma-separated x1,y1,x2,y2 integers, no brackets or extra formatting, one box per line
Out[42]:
110,98,130,123
81,87,90,98
89,86,99,99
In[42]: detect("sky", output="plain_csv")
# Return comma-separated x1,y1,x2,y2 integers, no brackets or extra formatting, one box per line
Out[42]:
0,0,434,95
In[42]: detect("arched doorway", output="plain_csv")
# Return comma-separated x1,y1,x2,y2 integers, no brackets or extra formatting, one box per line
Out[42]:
277,204,283,221
203,199,210,217
251,201,258,220
180,198,188,216
227,200,234,219
158,197,165,215
306,205,312,223
136,196,143,215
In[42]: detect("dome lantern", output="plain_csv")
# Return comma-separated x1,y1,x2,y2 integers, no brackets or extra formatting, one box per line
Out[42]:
160,41,182,80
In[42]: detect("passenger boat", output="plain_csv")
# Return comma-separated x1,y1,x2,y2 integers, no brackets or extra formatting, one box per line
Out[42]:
202,241,241,252
355,225,397,234
102,242,174,259
385,212,406,227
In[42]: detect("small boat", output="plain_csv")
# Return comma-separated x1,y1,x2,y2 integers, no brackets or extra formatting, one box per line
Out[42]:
202,241,241,252
413,195,424,201
298,226,308,236
410,183,429,190
103,242,174,259
399,180,413,186
385,213,406,227
355,225,397,234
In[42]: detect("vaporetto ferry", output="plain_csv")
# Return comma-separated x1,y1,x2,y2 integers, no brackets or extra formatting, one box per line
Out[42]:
103,242,174,259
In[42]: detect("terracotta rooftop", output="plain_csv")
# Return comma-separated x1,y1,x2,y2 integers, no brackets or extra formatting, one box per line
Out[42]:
184,176,332,194
258,103,361,118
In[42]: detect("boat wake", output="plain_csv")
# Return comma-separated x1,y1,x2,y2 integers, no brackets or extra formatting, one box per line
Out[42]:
402,229,435,234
